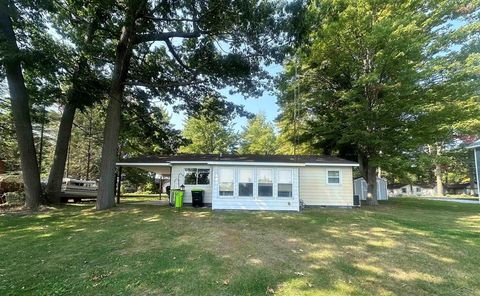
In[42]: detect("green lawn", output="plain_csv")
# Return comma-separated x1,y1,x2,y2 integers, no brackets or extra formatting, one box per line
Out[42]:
0,199,479,296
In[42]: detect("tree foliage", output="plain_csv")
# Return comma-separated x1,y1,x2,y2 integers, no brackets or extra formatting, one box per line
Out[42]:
277,0,480,203
239,113,277,155
179,116,238,154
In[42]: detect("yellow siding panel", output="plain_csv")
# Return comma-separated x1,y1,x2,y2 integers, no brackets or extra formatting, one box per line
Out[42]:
299,167,353,206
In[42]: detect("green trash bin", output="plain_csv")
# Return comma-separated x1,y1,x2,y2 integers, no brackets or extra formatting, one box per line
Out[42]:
174,190,184,208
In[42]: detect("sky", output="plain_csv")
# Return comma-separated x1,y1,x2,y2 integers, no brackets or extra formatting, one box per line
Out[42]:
164,64,284,132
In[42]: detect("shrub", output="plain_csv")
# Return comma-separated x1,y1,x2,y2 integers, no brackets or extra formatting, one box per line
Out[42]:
4,191,25,205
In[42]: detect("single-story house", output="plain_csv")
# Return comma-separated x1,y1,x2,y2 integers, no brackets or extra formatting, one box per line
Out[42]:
116,154,359,211
444,183,476,195
353,177,388,201
388,183,436,197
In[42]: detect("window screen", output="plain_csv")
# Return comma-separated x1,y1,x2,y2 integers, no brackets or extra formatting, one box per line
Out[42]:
239,169,253,197
258,169,273,197
219,168,234,196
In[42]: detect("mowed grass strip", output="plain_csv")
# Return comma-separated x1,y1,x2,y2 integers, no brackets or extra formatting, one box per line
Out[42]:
0,198,479,296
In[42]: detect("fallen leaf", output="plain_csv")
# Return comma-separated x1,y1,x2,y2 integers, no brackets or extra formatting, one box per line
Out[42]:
307,282,314,288
294,271,305,276
223,279,230,285
266,287,275,294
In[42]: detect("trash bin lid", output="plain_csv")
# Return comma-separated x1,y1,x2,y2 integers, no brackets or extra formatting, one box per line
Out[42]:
191,189,204,192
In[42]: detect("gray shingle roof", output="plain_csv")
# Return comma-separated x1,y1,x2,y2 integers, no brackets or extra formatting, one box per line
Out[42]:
118,154,358,165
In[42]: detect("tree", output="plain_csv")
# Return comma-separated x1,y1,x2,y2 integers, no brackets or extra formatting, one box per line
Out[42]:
0,0,50,209
0,98,19,171
45,2,109,203
179,116,237,154
95,0,291,209
278,0,480,204
239,113,277,154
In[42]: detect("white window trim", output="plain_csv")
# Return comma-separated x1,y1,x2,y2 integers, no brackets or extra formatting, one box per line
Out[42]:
184,168,211,186
326,169,342,185
277,169,293,199
257,168,274,199
238,168,254,198
218,167,235,197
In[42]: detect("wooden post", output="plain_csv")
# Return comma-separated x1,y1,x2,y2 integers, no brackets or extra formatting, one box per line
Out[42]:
116,166,122,204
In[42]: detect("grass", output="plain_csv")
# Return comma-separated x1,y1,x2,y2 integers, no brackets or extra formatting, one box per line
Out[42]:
0,198,479,295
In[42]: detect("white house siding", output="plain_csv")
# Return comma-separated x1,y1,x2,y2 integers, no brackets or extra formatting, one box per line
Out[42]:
211,165,300,211
388,185,435,197
170,164,213,203
299,167,353,206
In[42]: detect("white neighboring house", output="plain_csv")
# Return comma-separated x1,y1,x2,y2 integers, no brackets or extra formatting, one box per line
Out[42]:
465,141,480,202
353,177,388,201
388,184,436,197
116,154,359,211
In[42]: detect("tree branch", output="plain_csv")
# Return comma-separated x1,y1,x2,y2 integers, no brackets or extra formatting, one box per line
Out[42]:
125,79,202,88
141,15,195,22
135,30,204,44
164,38,192,72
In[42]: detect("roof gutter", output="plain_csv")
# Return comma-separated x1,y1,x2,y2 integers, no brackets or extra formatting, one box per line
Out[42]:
116,162,172,167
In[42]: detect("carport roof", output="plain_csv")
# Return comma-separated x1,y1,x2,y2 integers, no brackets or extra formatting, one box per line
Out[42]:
116,154,358,166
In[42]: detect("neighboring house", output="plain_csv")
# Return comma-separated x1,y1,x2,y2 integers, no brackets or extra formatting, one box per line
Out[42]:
388,183,436,197
445,183,476,195
467,140,480,198
353,177,388,201
117,154,359,211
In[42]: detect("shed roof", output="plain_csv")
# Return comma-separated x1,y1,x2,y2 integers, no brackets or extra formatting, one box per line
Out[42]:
117,154,358,166
467,140,480,149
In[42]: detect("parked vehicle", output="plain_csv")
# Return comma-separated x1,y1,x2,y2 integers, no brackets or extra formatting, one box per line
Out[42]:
61,178,98,203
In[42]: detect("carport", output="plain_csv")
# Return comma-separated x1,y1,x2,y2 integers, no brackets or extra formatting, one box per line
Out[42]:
115,158,172,204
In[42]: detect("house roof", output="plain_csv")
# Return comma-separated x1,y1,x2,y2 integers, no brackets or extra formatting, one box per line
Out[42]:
467,140,480,149
117,154,358,167
445,183,470,190
387,183,408,189
387,183,435,189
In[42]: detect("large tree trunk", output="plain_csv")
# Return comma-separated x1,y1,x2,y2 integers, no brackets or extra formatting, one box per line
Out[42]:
359,154,378,206
434,144,444,196
0,4,41,209
45,103,76,203
45,13,100,203
96,2,143,210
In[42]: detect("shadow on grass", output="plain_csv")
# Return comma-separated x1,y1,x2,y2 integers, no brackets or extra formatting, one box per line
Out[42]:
0,198,479,295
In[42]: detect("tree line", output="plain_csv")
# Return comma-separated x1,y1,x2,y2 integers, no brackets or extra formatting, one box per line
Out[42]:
1,0,479,209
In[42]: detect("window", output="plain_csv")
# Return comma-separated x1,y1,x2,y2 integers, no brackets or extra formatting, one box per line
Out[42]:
239,169,254,197
219,168,234,196
401,188,407,193
197,169,210,185
277,170,293,198
257,169,273,197
416,187,421,192
327,170,340,184
184,168,197,185
184,168,210,185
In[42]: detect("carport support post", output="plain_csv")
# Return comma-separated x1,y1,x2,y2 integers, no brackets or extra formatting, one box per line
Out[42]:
116,166,122,204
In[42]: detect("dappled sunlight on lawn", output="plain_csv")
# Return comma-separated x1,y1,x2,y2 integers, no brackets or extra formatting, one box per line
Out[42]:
0,198,479,295
142,214,161,222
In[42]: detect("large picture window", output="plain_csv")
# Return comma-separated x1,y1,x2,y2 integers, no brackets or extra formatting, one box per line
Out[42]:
238,169,253,197
327,170,340,185
257,169,273,197
184,168,210,185
277,170,293,197
219,168,234,196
